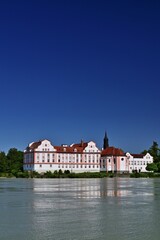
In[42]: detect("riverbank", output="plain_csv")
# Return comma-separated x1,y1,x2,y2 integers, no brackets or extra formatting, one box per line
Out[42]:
1,171,160,178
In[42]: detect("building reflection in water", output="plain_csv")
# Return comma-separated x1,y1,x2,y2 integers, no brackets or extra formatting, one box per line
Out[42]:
29,178,156,240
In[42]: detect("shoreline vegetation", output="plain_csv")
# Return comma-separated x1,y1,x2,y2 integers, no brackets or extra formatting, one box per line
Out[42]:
1,170,160,179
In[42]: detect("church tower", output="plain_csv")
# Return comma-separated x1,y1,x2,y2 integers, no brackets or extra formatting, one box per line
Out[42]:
103,131,109,149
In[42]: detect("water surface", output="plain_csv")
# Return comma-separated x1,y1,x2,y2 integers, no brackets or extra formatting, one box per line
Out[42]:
0,178,160,240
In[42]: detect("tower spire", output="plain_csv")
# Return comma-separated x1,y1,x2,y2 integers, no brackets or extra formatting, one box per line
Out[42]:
103,131,109,149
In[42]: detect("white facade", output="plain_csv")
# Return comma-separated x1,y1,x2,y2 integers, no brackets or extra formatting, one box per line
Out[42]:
126,152,153,173
100,147,153,173
24,139,153,174
23,139,101,173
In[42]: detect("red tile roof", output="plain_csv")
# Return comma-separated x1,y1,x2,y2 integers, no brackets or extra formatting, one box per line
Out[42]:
27,140,91,153
29,141,42,149
54,146,83,153
54,141,89,153
101,147,124,157
71,142,88,150
130,154,144,158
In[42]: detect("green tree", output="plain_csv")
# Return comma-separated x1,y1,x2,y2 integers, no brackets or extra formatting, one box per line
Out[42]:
7,148,23,173
156,162,160,173
0,151,7,172
146,163,158,172
149,141,160,163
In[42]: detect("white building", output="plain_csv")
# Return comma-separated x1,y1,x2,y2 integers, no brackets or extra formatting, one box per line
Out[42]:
100,147,153,173
23,139,101,173
126,152,153,173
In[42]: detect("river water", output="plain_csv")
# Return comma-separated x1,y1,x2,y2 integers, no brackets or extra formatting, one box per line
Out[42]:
0,178,160,240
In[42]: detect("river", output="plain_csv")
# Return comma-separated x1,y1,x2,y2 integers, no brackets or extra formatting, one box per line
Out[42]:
0,178,160,240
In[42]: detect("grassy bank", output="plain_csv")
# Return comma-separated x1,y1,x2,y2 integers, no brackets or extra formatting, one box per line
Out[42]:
1,171,160,178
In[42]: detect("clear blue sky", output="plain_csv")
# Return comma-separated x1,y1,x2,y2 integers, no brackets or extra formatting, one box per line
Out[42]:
0,0,160,153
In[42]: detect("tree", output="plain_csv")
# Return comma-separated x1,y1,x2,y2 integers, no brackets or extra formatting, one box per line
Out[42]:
7,148,23,173
148,141,160,163
146,163,158,172
0,151,7,172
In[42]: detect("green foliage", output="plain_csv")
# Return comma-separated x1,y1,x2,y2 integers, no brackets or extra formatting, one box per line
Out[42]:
142,141,160,173
0,151,7,172
58,169,63,175
64,170,70,174
7,148,23,172
27,171,108,179
130,172,160,178
149,141,160,163
156,162,160,172
0,148,23,176
146,163,158,172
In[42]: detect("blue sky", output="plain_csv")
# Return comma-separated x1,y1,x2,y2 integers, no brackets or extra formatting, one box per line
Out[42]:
0,0,160,153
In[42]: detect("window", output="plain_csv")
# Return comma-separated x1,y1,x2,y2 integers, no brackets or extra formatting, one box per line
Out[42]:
121,158,124,161
50,165,52,167
40,165,42,167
